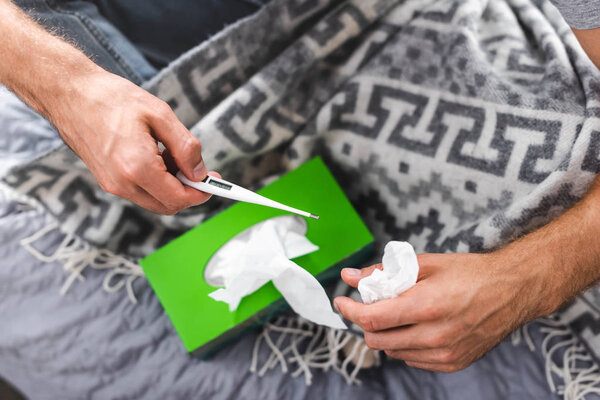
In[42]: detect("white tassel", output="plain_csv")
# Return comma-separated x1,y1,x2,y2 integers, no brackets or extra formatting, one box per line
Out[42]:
19,220,144,304
4,181,144,303
513,316,600,400
250,315,380,385
257,314,600,395
0,180,44,213
8,181,600,395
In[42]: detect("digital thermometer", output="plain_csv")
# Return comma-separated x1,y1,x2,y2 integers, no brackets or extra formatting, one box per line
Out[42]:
176,171,319,220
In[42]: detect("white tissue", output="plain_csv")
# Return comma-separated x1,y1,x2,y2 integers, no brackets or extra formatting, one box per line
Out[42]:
206,216,346,330
358,241,419,304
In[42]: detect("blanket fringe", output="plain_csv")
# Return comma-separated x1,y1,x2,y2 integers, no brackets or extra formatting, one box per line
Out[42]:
6,182,600,396
19,220,144,303
256,314,600,396
250,315,380,385
2,181,144,303
512,317,600,400
0,180,44,213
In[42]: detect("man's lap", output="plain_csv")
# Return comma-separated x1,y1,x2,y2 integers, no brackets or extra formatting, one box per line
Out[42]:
13,0,268,83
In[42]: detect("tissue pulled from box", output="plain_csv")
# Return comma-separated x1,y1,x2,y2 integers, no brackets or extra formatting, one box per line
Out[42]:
358,241,419,304
206,216,346,330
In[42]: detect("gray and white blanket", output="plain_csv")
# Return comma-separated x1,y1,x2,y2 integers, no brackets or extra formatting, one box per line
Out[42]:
3,0,600,398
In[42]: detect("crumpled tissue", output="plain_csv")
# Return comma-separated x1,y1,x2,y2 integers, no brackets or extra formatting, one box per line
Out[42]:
358,241,419,304
205,216,346,330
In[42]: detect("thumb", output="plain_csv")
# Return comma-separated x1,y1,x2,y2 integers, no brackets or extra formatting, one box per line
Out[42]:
340,263,382,288
148,102,207,181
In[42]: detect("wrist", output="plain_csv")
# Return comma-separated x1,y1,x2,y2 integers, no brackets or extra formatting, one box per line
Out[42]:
491,242,564,321
33,55,104,121
492,196,600,320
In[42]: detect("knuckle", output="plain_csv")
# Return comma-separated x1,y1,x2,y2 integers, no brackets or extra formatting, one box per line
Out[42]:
438,348,457,364
155,100,173,118
183,135,202,155
428,332,450,348
119,159,145,182
357,313,376,332
135,89,149,102
162,201,183,213
97,179,109,192
99,180,123,197
363,333,381,350
442,364,462,373
406,361,433,372
165,188,193,211
443,326,461,347
384,350,398,359
454,362,469,372
419,298,443,320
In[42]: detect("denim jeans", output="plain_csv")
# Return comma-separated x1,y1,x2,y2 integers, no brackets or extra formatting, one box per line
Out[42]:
13,0,267,84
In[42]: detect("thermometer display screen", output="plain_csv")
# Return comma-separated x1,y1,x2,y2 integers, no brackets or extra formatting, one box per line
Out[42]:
208,180,232,191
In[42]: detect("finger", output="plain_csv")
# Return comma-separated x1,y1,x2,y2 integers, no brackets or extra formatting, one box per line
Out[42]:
161,148,222,183
146,101,208,181
403,360,465,373
97,173,172,214
383,348,449,364
135,155,215,212
333,294,420,332
374,342,459,364
341,264,382,288
208,171,222,179
364,320,458,350
119,185,172,215
341,254,442,288
160,147,178,175
364,326,423,351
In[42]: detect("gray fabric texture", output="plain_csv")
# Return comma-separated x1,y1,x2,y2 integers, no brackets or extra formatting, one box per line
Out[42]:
0,83,562,399
550,0,600,30
14,0,158,84
2,0,600,397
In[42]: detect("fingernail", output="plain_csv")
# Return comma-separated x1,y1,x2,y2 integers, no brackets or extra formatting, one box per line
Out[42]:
193,160,207,181
343,268,361,277
333,299,340,312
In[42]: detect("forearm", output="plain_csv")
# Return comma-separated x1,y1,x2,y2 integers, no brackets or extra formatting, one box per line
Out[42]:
496,176,600,317
0,1,213,214
0,0,101,119
336,175,600,372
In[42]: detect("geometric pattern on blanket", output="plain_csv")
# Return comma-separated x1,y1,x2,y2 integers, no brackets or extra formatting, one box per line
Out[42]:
3,0,600,389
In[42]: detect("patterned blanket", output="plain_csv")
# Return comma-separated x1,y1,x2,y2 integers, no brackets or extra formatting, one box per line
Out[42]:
3,0,600,396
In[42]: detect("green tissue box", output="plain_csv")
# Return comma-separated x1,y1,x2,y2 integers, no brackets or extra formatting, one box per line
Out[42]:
140,157,373,358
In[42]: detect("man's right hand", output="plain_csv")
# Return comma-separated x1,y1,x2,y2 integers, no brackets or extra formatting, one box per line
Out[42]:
0,0,217,215
49,69,218,215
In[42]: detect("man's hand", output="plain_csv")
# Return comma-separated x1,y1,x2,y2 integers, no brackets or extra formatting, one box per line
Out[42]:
334,252,554,372
335,175,600,373
50,70,217,215
0,0,216,215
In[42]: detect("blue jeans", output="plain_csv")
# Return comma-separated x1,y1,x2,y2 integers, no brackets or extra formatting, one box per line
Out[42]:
14,0,267,84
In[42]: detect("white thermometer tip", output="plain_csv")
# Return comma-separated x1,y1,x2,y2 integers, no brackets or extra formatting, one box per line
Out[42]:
309,214,320,220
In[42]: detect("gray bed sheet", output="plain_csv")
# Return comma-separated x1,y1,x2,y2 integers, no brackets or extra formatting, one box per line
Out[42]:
0,87,560,399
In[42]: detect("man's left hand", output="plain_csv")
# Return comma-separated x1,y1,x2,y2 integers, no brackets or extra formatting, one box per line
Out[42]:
334,251,560,372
